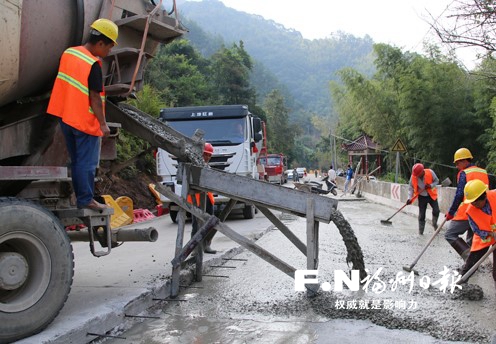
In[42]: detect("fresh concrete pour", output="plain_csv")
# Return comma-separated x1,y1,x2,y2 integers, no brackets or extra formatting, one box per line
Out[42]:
103,199,495,343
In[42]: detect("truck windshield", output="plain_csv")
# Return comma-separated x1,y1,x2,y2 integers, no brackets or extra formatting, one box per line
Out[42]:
259,156,281,166
166,118,246,145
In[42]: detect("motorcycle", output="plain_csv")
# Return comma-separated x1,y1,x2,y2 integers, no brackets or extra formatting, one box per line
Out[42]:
322,176,338,196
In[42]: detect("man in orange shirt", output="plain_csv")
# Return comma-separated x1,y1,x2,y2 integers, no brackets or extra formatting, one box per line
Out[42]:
459,180,496,285
444,148,488,262
406,163,440,235
47,19,118,211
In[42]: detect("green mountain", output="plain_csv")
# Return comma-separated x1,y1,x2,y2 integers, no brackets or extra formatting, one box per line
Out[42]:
178,0,375,117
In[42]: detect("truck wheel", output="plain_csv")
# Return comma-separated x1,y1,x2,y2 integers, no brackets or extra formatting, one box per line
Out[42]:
243,204,255,219
170,209,178,223
0,198,74,343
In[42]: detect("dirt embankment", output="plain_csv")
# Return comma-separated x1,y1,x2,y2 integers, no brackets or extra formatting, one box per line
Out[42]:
97,172,161,211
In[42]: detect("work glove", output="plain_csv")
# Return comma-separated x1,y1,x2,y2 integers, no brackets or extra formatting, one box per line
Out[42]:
445,213,454,221
425,184,431,189
406,199,412,205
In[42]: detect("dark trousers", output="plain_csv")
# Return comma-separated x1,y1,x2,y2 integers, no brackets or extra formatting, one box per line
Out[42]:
418,195,440,225
461,246,496,281
191,197,214,236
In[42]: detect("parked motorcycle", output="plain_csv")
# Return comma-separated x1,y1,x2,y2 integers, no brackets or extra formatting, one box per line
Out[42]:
322,176,338,196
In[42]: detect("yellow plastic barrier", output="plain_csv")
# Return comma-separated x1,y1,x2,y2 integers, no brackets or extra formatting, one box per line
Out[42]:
115,196,134,220
102,195,133,228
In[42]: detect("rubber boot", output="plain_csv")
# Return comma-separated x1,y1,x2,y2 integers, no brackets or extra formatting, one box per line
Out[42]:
203,229,217,254
432,215,439,229
418,221,425,235
451,238,470,261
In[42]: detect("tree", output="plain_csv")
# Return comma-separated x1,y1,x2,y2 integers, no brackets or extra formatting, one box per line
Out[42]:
331,43,488,179
430,0,496,53
209,42,256,105
263,90,294,156
145,40,212,106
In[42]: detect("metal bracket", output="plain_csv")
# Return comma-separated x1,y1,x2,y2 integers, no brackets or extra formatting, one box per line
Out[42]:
54,208,114,257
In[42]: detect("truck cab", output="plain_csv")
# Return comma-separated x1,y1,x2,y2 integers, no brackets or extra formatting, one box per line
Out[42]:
257,153,288,185
156,105,264,221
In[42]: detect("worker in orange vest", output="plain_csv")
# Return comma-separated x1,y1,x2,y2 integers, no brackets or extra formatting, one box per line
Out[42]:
459,180,496,285
406,163,440,235
444,148,488,262
47,19,118,211
188,142,217,254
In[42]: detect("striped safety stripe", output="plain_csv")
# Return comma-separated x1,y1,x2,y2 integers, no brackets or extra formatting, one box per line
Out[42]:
466,167,487,174
65,48,98,65
56,71,89,96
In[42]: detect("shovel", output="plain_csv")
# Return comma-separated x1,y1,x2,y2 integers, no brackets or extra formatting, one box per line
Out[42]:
380,177,452,226
403,218,447,275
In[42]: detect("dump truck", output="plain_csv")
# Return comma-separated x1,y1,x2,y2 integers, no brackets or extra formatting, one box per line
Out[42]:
0,1,202,342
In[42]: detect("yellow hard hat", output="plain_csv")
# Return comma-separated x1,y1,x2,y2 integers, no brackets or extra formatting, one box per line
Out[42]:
90,18,118,45
453,148,473,163
463,179,488,203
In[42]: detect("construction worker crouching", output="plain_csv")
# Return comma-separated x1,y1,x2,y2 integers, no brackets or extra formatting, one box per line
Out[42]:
444,148,488,262
407,163,440,235
459,180,496,285
188,143,217,254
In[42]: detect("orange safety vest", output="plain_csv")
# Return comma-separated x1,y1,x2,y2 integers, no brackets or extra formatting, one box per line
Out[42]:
453,166,488,221
47,46,106,136
466,190,496,251
187,192,215,206
412,169,438,200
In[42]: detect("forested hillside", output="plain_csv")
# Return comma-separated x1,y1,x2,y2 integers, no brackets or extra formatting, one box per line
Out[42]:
118,0,496,185
179,0,375,117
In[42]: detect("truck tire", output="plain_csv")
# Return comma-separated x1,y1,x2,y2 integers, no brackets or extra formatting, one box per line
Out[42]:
0,198,74,343
243,204,255,219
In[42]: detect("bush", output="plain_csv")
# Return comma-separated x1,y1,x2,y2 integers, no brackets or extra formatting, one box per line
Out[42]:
380,172,407,184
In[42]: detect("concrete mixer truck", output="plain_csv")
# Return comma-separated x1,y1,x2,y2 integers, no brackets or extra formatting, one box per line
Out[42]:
0,1,203,342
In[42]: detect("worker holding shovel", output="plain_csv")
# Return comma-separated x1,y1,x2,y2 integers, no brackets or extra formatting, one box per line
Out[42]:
458,180,496,286
444,148,488,262
407,163,440,235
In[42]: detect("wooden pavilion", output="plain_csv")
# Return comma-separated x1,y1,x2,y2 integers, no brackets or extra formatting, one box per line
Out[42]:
342,134,383,175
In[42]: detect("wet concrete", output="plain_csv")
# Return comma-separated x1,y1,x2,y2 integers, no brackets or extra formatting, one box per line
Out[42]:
102,198,496,343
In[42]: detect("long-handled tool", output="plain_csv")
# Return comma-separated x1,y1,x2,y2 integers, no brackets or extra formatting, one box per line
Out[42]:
380,193,420,225
403,218,447,275
458,244,496,284
380,177,452,226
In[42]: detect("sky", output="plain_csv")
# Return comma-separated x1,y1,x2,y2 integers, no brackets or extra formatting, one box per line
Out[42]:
201,0,480,69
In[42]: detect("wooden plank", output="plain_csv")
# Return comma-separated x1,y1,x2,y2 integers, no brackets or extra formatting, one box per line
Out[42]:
188,165,338,223
155,183,297,278
218,198,238,222
306,198,319,297
171,164,190,297
170,216,219,268
214,221,296,278
306,198,317,270
257,206,307,255
106,102,204,165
